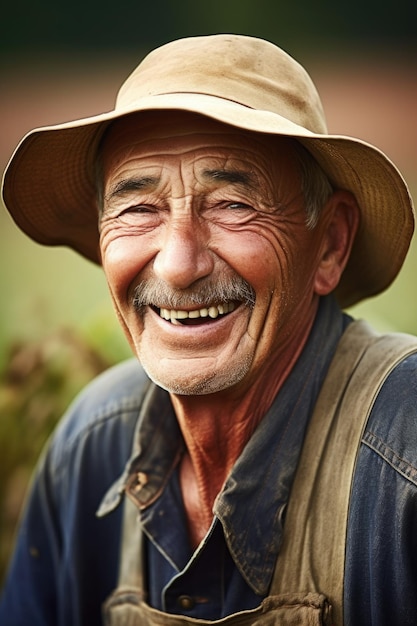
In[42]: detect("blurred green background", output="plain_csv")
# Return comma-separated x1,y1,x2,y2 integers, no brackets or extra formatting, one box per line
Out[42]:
1,0,416,583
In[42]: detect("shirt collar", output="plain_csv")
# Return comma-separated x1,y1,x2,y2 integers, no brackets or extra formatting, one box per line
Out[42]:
97,296,348,595
96,384,183,517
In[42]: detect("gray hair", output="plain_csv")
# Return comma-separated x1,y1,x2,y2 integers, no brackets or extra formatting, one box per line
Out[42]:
291,140,334,228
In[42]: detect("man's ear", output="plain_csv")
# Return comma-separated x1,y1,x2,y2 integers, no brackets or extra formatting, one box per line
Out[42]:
314,190,360,296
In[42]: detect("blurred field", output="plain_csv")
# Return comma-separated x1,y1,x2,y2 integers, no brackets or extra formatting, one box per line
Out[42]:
0,52,416,582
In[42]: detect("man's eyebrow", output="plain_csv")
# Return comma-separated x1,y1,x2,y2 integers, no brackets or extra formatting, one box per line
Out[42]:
202,168,255,188
106,176,160,201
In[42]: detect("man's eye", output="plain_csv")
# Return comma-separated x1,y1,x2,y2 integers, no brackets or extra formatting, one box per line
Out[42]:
227,202,251,210
116,205,161,226
120,205,155,214
203,202,256,226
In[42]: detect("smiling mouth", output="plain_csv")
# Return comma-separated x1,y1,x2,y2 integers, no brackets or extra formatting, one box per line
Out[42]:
154,301,237,325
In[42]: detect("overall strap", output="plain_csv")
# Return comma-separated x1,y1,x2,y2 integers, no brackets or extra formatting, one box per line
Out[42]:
271,320,417,625
118,495,144,592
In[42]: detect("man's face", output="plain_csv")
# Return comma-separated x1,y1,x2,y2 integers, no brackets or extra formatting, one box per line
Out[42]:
99,112,329,396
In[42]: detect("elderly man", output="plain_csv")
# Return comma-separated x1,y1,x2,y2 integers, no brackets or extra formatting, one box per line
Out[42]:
1,35,416,626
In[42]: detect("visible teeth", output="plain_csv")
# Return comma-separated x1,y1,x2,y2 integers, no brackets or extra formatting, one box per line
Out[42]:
158,302,236,323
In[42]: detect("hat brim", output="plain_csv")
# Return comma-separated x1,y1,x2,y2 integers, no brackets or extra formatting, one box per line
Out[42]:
2,91,414,308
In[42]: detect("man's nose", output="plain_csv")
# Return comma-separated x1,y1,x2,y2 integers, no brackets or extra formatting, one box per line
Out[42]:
153,216,214,289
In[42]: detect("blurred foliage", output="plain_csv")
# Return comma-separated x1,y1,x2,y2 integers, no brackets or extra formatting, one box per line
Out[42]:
0,326,125,585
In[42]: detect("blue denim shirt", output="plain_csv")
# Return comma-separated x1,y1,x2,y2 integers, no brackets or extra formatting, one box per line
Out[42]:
1,296,417,625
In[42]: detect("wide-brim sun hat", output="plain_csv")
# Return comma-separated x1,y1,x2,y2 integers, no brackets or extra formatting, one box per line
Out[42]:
2,34,414,308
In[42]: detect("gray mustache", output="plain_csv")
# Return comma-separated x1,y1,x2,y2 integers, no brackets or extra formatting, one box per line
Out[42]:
133,276,256,310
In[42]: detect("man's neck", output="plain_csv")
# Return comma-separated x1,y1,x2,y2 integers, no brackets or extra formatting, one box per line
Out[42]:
170,309,316,548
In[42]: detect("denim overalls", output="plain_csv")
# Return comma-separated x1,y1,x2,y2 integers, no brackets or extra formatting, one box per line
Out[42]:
103,321,417,626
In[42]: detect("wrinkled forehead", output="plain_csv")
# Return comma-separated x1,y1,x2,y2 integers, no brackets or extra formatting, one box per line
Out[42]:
99,110,300,180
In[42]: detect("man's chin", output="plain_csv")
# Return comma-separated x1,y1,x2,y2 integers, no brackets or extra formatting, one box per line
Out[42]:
142,358,252,396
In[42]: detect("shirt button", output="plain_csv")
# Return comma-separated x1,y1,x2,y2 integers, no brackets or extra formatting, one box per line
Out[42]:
177,595,195,610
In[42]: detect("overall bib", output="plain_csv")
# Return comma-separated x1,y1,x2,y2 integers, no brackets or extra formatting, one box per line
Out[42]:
103,321,417,626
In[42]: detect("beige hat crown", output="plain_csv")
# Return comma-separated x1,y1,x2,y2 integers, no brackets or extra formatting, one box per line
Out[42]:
116,35,327,134
2,34,414,307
